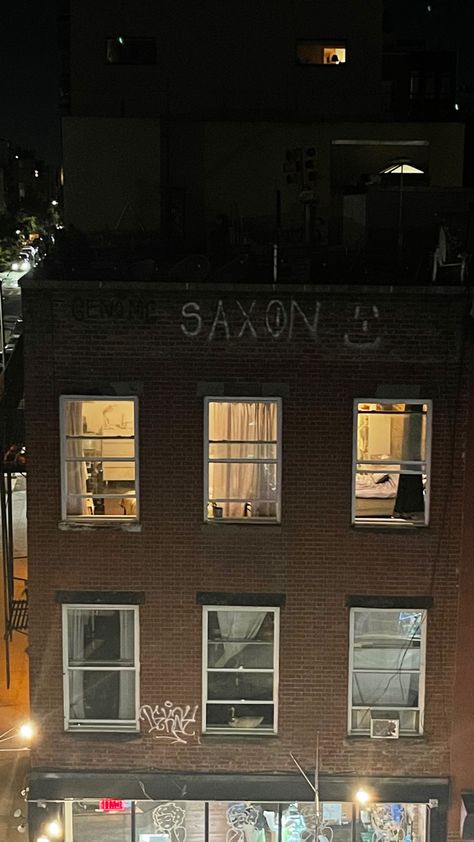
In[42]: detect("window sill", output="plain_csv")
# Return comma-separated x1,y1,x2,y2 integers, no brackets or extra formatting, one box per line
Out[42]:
201,522,282,537
352,519,427,531
65,729,142,740
59,519,142,533
345,733,426,742
201,732,279,743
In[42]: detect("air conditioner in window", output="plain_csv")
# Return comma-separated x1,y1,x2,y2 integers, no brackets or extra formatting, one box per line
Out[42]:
370,713,400,739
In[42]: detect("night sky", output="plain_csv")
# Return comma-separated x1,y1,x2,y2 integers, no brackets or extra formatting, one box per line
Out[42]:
1,0,62,166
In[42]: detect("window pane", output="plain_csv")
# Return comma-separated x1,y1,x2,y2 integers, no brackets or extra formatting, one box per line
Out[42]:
209,442,277,459
73,800,132,841
66,400,135,436
68,669,135,720
353,645,420,671
353,610,423,640
206,702,274,729
209,462,277,501
67,609,135,665
357,403,427,463
207,671,274,701
352,672,419,707
65,438,135,459
296,41,346,65
208,401,277,442
208,641,274,669
208,610,274,644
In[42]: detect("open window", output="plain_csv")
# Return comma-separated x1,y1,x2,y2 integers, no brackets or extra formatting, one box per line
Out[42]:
60,396,138,521
205,398,281,522
353,400,431,526
62,604,139,732
348,607,426,736
296,41,347,65
202,605,279,735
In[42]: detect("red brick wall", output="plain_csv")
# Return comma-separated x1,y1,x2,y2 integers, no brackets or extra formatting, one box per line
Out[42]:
21,282,468,783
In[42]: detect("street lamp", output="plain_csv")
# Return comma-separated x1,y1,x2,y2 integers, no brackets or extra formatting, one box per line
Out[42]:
0,721,34,751
379,158,424,262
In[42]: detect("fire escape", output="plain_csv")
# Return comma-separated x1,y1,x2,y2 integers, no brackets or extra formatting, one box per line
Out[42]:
0,331,27,686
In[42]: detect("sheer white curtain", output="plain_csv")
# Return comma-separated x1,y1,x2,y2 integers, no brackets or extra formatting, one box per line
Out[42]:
118,610,135,720
65,401,88,515
214,611,265,668
68,609,87,719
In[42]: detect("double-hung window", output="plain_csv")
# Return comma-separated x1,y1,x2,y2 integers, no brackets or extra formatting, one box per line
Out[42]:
204,398,282,522
63,604,139,732
353,400,432,526
202,605,279,734
60,396,138,521
348,607,426,736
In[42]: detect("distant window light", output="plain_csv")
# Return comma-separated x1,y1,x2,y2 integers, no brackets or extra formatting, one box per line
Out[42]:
105,37,156,65
34,170,39,178
296,41,346,66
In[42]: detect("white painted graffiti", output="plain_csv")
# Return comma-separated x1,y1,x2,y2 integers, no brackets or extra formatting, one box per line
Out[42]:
344,304,381,349
140,700,198,744
226,803,261,842
181,298,321,341
181,299,381,347
153,802,187,842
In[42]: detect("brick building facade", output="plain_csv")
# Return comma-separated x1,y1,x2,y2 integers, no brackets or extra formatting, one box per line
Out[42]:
20,277,470,842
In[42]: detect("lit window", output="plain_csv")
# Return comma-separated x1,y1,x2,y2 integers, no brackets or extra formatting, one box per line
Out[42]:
296,41,347,65
60,397,138,521
203,605,279,734
205,398,281,522
353,400,431,526
348,607,426,736
62,604,139,732
105,37,156,65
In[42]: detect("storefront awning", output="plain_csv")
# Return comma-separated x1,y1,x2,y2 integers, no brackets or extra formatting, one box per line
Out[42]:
28,771,448,805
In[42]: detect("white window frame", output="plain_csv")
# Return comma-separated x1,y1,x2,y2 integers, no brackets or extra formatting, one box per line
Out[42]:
60,395,139,521
62,603,140,733
348,606,427,736
204,397,282,523
202,604,280,735
352,398,432,527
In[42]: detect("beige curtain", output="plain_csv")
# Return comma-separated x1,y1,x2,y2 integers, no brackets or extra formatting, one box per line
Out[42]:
65,400,88,515
209,402,277,517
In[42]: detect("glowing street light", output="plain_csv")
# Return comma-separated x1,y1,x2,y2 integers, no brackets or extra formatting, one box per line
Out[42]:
355,788,371,805
0,722,35,751
46,820,63,838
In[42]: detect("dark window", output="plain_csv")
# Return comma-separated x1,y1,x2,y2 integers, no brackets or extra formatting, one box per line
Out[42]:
106,37,156,65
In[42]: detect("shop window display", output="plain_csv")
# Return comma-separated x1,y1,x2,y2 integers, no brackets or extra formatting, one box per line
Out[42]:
65,800,426,842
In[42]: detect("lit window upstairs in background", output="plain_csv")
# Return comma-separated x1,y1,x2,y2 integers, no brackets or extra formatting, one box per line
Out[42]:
353,400,432,527
296,41,347,65
60,396,138,521
106,37,156,65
